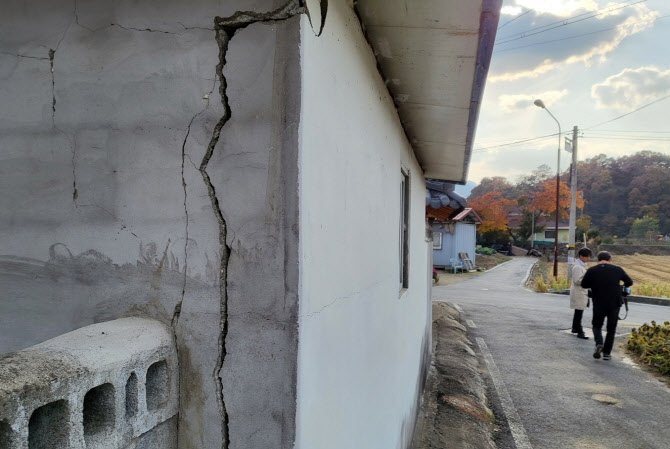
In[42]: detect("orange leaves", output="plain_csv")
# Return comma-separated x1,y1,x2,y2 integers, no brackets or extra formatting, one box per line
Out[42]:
529,180,584,218
468,191,515,233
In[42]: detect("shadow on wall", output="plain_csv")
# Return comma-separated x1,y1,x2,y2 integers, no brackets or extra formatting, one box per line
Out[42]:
0,242,217,354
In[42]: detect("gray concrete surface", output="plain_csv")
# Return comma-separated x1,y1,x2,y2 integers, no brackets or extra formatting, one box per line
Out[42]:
0,318,178,449
435,257,670,449
0,1,304,447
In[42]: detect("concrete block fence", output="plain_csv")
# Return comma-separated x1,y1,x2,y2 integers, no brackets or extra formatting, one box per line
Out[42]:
0,318,178,449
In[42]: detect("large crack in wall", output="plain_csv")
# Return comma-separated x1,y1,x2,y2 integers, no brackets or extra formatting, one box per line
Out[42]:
197,1,306,446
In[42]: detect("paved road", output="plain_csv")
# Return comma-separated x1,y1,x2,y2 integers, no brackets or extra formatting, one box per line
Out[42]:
434,257,670,449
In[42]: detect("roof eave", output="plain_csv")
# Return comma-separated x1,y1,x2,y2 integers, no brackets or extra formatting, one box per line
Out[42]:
456,0,502,185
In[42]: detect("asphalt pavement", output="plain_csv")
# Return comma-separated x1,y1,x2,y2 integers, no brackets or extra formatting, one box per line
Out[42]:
433,257,670,449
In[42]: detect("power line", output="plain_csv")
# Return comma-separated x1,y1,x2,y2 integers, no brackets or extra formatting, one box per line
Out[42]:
498,9,533,30
473,133,566,152
495,0,647,45
493,14,669,54
496,0,642,41
583,93,670,130
582,136,670,141
587,129,670,133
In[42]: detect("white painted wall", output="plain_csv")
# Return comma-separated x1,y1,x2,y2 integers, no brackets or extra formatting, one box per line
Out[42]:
296,1,431,448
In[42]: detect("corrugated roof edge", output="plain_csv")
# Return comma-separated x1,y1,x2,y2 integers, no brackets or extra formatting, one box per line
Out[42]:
451,207,483,224
457,0,503,185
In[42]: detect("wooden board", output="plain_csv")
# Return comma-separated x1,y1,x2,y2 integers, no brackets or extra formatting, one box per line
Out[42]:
458,252,475,271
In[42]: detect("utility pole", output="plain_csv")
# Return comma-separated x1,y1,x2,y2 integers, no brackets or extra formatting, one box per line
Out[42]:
531,212,535,246
567,125,578,283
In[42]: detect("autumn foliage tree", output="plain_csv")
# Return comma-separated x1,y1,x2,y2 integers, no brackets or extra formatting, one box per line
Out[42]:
529,180,584,218
468,191,515,233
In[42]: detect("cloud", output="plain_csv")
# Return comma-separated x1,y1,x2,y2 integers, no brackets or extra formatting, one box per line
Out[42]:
513,0,597,17
501,5,524,16
489,4,660,83
591,66,670,110
499,89,568,112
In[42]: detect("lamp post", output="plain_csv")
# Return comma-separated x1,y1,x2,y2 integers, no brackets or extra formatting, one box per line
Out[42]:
534,99,561,278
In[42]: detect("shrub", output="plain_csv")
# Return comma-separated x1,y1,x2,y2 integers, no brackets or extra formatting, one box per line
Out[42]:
535,277,548,293
633,283,670,299
636,283,655,297
476,247,496,255
657,284,670,298
549,277,568,291
628,321,670,376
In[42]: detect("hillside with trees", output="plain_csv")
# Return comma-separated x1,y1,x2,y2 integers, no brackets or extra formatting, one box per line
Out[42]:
468,151,670,243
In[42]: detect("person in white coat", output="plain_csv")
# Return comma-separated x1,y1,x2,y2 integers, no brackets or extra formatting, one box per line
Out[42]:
570,248,592,339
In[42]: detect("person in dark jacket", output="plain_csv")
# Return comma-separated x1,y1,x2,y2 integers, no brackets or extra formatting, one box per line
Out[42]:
505,241,513,256
581,251,633,360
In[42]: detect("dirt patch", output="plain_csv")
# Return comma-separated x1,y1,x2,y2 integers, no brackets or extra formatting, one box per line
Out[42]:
434,270,478,286
476,253,512,270
591,394,622,407
434,253,510,286
439,395,493,423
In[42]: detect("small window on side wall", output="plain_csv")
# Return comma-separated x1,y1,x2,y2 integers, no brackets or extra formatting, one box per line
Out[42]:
545,230,556,239
432,230,442,250
399,169,410,289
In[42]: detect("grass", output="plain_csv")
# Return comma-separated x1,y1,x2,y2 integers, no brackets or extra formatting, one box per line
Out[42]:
530,254,670,298
530,260,569,292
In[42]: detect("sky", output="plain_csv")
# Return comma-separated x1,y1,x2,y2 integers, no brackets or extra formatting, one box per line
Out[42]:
469,0,670,184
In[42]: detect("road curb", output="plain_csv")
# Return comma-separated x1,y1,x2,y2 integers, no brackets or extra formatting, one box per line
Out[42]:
548,289,670,307
520,259,539,287
411,302,495,449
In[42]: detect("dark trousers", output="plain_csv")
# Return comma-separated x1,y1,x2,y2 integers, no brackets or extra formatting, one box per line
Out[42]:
592,306,620,354
571,309,584,333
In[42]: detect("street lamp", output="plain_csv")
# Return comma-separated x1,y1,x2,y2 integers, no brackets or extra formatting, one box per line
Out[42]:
534,99,561,278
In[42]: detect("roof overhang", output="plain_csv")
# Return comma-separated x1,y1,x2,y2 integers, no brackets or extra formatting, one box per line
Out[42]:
356,0,502,183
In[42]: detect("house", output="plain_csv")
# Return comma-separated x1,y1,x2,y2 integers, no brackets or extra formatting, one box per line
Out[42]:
429,208,482,269
0,1,502,448
532,219,571,245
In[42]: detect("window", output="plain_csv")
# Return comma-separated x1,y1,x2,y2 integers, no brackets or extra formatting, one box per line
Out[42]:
432,230,442,250
399,169,410,289
545,230,556,239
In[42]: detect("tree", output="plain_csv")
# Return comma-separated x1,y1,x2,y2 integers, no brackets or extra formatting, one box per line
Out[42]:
513,209,544,241
628,188,644,216
630,215,659,239
515,164,552,198
468,191,515,234
467,152,670,239
575,215,591,242
469,176,516,200
529,180,584,218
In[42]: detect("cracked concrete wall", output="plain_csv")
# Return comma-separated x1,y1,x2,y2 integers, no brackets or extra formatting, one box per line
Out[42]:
0,1,302,448
295,1,431,448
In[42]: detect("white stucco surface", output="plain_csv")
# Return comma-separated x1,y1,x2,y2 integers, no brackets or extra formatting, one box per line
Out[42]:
296,2,431,448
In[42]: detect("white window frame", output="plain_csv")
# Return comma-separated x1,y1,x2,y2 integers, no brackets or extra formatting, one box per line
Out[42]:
432,230,442,250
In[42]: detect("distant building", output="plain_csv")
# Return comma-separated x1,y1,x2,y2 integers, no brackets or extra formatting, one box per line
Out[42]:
532,219,570,245
428,208,482,269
